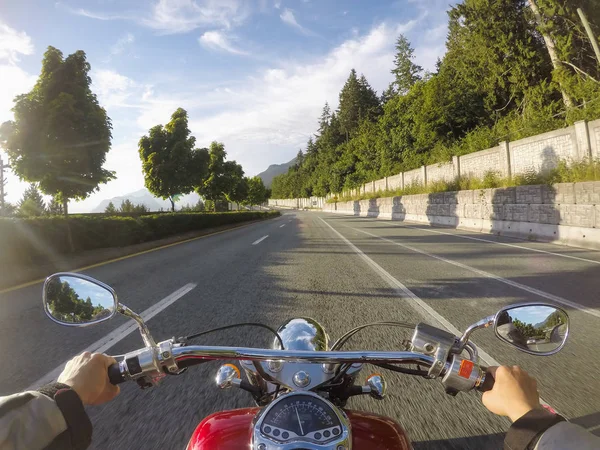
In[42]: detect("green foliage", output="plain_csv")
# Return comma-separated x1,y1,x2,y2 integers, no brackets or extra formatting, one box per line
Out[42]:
247,176,268,205
272,2,600,200
0,46,114,214
46,279,110,323
0,211,280,265
47,196,64,215
118,199,149,213
17,184,46,217
180,199,205,212
139,108,209,212
390,34,423,96
104,202,117,214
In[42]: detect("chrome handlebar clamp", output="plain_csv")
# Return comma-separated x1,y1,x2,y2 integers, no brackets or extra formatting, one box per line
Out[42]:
410,323,456,378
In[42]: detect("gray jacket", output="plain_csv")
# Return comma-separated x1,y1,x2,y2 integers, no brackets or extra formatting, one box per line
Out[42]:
0,383,91,450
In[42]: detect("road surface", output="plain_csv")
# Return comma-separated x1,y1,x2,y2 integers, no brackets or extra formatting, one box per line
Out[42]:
1,211,599,449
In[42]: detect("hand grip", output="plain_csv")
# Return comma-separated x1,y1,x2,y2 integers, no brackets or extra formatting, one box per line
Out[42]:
478,366,496,392
108,363,126,385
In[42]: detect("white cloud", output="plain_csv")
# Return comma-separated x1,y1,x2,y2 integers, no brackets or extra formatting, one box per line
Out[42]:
143,0,250,34
274,0,282,9
110,33,135,56
0,22,34,64
280,8,315,36
61,0,250,34
0,22,37,204
199,30,248,55
184,22,405,174
92,69,138,109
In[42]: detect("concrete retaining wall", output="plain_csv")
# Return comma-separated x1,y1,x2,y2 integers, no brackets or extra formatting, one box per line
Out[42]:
333,119,597,200
321,181,600,250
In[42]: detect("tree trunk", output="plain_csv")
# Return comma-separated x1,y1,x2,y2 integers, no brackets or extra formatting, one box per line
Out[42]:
527,0,574,108
169,197,175,212
62,196,75,252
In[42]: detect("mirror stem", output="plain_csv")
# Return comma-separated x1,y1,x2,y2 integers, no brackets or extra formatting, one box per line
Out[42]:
118,304,157,348
456,315,495,352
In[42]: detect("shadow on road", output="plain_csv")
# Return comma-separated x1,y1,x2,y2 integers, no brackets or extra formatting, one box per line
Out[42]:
412,433,504,450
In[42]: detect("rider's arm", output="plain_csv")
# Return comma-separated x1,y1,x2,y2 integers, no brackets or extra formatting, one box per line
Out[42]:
483,366,600,450
0,382,91,450
0,352,119,450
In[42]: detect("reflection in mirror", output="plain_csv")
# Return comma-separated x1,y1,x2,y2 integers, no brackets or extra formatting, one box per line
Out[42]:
44,274,117,326
495,304,569,355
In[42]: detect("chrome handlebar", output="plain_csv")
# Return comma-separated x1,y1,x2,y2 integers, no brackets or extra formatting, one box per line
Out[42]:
112,340,487,393
171,346,441,365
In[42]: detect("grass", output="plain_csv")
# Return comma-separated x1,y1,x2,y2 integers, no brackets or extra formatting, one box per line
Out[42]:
328,158,600,203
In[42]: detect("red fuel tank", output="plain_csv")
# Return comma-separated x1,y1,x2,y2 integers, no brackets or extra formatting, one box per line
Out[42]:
186,408,412,450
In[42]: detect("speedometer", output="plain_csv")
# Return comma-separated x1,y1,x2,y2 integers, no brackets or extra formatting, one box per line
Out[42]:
260,394,343,443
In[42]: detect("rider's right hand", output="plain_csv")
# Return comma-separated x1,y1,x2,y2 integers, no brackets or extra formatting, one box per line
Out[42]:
57,352,120,406
482,365,541,422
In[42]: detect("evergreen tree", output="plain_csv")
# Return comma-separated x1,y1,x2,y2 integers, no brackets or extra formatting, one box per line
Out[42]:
47,196,64,215
17,184,46,216
104,201,117,214
391,34,423,95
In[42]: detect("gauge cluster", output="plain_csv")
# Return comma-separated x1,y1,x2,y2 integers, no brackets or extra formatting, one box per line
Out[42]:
253,392,351,450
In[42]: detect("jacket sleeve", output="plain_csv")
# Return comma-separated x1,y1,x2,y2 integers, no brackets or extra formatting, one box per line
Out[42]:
0,383,92,450
504,407,600,450
533,422,600,450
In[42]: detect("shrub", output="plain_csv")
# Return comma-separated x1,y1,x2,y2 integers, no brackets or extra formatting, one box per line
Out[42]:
0,211,279,265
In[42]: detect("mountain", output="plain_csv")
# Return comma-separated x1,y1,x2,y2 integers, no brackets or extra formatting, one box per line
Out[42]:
256,157,296,187
92,189,201,213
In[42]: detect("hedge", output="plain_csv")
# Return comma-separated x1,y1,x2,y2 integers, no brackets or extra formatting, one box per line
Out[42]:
0,211,279,265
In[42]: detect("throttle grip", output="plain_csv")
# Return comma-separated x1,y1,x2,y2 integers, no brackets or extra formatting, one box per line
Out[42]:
478,366,495,392
108,362,126,385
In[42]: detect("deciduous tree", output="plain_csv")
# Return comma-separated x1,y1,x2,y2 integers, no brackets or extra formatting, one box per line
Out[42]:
0,47,114,215
139,108,209,212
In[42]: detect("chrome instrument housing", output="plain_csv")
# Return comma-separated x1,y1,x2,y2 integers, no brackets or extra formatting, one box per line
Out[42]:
252,391,352,450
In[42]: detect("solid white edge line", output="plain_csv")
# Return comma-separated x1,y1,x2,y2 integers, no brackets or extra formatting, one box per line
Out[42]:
318,217,555,409
399,223,600,266
27,283,197,390
352,227,600,320
252,235,269,245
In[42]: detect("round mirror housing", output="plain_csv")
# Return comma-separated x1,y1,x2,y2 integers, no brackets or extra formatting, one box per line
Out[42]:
494,303,569,356
43,273,118,327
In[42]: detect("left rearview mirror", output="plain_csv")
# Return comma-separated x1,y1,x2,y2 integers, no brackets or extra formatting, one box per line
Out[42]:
43,273,118,326
494,303,569,355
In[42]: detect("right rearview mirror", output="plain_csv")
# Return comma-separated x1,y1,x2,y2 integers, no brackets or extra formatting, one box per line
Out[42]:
494,304,569,355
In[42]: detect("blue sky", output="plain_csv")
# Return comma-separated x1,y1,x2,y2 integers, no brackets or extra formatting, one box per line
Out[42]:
1,0,455,212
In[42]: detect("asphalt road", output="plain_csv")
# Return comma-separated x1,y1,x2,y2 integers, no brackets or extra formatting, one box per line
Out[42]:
1,210,599,449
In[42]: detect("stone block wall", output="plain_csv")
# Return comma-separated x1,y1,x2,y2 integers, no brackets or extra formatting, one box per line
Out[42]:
589,119,600,159
459,146,501,179
321,181,600,250
374,178,387,192
388,174,403,190
426,161,455,183
509,127,576,176
404,168,422,186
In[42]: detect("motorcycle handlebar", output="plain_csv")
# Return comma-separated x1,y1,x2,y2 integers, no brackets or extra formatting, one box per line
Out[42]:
171,346,439,366
108,362,126,385
477,366,495,392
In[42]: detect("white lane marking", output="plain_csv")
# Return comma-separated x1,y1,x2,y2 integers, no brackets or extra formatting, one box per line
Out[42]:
400,223,600,266
319,218,555,409
280,224,286,228
252,235,269,245
352,227,600,319
27,283,197,390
